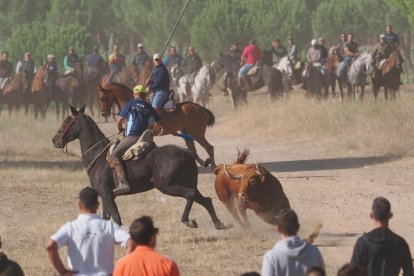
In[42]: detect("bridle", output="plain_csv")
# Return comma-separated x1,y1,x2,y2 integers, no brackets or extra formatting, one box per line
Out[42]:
56,113,83,146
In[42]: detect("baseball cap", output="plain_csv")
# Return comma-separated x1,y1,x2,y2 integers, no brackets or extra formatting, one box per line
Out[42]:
138,43,144,48
311,39,317,46
380,34,385,39
133,85,146,94
153,53,161,60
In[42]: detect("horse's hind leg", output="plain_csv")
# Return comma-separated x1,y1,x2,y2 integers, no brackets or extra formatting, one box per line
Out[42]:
193,190,232,230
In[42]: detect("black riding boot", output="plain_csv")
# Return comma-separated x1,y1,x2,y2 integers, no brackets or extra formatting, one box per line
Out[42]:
109,160,131,196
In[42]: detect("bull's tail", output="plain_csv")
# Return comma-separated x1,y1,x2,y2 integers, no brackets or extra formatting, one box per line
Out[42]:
235,148,250,164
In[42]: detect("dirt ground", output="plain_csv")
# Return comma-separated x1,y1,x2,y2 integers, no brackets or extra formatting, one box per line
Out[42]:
1,88,414,275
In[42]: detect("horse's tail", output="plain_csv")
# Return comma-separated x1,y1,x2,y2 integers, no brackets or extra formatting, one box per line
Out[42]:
203,107,215,127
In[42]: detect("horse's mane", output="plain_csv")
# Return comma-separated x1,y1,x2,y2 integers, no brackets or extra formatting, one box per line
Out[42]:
83,114,107,140
107,82,133,92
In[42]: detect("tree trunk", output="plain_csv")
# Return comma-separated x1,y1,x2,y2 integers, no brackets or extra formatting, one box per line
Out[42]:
402,30,412,70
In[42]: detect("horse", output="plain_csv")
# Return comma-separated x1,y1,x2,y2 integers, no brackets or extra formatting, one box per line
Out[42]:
101,64,139,89
85,63,109,116
215,53,242,108
273,56,292,98
336,52,372,101
97,83,217,167
323,47,341,98
177,65,215,107
31,66,49,119
1,71,32,115
52,105,232,230
169,64,182,100
372,50,401,100
303,62,325,99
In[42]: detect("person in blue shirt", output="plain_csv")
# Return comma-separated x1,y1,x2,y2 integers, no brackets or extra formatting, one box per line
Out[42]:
146,53,170,115
107,85,161,196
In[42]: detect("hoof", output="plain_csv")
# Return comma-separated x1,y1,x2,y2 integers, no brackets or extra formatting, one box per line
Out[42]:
183,219,198,228
203,158,211,167
215,221,233,230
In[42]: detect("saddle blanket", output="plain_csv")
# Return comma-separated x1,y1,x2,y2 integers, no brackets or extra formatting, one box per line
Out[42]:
108,129,156,161
247,65,260,76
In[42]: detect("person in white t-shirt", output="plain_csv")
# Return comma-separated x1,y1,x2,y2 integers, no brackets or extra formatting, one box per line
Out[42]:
45,187,134,276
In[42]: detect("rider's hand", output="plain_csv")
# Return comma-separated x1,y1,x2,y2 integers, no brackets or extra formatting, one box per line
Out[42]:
118,128,125,134
146,79,153,86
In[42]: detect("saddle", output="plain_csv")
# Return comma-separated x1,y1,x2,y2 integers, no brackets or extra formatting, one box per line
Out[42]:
108,129,156,161
247,65,260,76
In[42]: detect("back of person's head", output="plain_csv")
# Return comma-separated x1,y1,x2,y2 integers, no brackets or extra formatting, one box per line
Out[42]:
306,266,326,276
371,197,392,223
241,272,260,276
129,216,159,245
250,38,257,45
79,187,99,210
276,208,300,236
337,263,364,276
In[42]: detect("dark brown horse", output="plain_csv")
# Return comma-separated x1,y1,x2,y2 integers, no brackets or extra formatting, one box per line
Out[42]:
101,64,139,89
372,50,401,100
97,83,217,167
1,71,33,115
85,63,109,116
323,47,341,98
217,50,283,108
52,106,232,230
31,66,48,119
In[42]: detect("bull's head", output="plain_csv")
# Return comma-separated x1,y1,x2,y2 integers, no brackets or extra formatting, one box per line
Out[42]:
224,163,266,202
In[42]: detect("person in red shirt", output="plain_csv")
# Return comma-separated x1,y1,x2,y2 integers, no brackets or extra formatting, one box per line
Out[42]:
238,38,262,90
114,216,180,276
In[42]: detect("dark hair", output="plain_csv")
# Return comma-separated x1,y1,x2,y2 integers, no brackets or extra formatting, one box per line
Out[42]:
276,208,300,236
250,38,257,45
340,32,346,37
307,266,326,276
79,187,99,210
129,216,159,245
241,272,260,276
348,32,354,37
372,197,392,222
2,51,9,56
337,263,364,276
93,46,99,52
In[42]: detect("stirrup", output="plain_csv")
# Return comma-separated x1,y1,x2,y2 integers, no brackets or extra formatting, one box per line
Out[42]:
113,181,131,196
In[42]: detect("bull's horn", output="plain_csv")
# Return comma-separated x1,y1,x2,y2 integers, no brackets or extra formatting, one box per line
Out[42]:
255,163,264,176
223,164,243,179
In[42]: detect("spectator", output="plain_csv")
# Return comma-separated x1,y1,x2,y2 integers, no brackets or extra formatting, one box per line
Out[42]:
351,197,413,276
261,209,325,276
0,235,25,276
45,187,134,276
337,263,364,276
114,216,180,276
306,266,326,276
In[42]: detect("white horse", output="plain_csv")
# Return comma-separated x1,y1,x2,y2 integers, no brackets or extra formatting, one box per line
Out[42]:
273,56,292,98
177,65,214,108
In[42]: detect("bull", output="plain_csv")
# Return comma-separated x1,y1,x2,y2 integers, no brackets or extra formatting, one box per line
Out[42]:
214,149,290,228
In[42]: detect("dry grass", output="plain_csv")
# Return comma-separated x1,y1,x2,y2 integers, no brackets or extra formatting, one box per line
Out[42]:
1,87,414,275
209,87,414,157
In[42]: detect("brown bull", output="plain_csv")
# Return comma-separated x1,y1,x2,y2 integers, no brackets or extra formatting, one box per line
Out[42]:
214,149,290,228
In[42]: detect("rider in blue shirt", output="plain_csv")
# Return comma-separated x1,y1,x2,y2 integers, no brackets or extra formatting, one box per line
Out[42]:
107,85,161,196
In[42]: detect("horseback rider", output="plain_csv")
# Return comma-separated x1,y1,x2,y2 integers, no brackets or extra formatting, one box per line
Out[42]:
318,37,329,64
372,34,391,71
337,32,347,62
86,46,105,79
0,51,13,91
287,37,297,63
146,54,170,115
45,55,59,98
182,46,202,96
132,43,149,75
221,42,242,95
340,33,359,82
239,38,262,90
305,39,323,77
16,52,36,93
270,38,288,65
64,47,81,75
384,24,404,72
108,44,126,84
107,85,161,196
163,46,183,71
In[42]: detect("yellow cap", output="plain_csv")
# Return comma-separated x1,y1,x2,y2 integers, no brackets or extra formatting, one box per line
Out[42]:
133,85,146,94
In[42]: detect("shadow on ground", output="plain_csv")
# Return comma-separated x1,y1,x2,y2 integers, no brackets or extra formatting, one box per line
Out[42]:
0,155,399,174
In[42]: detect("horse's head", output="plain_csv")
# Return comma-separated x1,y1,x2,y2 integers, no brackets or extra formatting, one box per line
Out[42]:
52,105,86,148
97,84,115,117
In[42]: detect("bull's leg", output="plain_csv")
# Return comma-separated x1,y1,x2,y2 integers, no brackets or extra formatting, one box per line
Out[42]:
223,199,245,228
237,201,251,228
193,190,232,230
255,211,278,225
196,136,215,168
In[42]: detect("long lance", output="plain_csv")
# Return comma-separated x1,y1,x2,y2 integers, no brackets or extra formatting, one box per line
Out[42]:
147,0,191,83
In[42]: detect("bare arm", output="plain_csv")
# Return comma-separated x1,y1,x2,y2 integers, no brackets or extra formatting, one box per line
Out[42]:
125,238,136,255
116,117,125,133
45,239,77,276
344,47,358,57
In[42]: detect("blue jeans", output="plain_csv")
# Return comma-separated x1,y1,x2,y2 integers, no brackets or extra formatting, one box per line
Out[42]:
152,90,169,109
238,64,254,77
340,56,352,76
